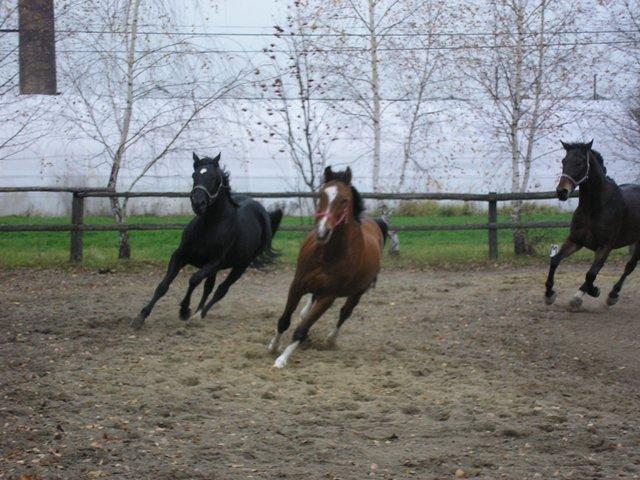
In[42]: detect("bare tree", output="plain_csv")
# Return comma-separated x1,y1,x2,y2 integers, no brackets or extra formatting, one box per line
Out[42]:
60,0,250,258
463,0,584,255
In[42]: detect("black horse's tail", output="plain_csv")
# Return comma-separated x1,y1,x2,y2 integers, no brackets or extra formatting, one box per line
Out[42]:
375,217,389,246
251,208,283,268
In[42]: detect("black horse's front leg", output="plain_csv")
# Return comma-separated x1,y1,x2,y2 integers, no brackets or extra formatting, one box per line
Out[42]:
132,250,185,329
179,260,221,320
545,238,581,305
570,245,612,310
200,263,250,319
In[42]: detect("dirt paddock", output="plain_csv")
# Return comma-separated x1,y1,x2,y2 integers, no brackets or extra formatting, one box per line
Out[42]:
1,264,640,479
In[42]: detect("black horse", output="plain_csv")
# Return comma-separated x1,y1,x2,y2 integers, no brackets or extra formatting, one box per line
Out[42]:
131,153,283,329
545,140,640,309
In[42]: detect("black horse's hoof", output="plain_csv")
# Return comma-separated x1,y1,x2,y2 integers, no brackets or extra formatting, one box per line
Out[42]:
544,292,557,305
587,286,600,298
606,294,619,307
130,314,146,330
179,308,191,321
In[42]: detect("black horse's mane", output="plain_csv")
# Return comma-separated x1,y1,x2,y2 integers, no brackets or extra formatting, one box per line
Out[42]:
565,142,607,175
325,168,365,222
200,157,239,207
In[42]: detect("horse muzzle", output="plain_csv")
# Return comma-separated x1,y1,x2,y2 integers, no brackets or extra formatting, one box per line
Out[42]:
556,179,573,201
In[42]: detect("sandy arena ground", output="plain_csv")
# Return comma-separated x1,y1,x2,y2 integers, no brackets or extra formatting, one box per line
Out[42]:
1,263,639,479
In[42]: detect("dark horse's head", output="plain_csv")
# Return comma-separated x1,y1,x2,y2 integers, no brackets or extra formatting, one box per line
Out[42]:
315,166,364,243
556,140,594,201
191,152,228,215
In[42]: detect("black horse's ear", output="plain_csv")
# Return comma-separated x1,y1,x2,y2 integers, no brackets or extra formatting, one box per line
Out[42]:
193,152,200,169
324,166,334,182
585,139,593,150
560,140,570,150
212,152,221,164
344,167,352,184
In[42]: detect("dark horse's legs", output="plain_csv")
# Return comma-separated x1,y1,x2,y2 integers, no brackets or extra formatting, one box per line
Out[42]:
132,250,185,329
570,245,613,309
268,281,304,353
545,237,581,305
274,295,336,368
179,261,220,320
200,263,251,318
607,242,640,306
326,292,364,347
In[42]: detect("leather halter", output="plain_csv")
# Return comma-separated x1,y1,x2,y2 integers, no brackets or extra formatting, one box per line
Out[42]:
190,174,226,207
560,150,590,187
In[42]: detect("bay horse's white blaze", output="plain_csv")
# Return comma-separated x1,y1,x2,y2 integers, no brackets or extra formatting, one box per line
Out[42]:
274,340,299,368
268,331,282,353
300,296,314,319
317,186,338,238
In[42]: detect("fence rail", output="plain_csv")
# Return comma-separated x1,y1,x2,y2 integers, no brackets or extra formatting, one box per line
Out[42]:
0,187,576,262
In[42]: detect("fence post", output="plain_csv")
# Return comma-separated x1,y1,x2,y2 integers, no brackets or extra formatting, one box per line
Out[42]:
488,192,498,260
70,191,85,263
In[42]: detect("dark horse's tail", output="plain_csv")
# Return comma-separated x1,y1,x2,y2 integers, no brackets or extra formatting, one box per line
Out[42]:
375,217,389,246
251,208,283,268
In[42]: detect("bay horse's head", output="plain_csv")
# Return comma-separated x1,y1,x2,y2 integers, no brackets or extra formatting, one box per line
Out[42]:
556,140,593,201
315,166,363,243
190,152,226,215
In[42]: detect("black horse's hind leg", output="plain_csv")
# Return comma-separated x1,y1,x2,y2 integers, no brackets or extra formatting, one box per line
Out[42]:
268,281,304,353
570,245,613,309
200,263,251,318
545,237,581,305
607,243,640,307
179,261,221,320
326,292,364,347
189,273,218,318
132,250,185,329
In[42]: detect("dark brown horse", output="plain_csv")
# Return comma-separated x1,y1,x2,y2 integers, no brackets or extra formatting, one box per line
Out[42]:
268,166,388,368
545,140,640,309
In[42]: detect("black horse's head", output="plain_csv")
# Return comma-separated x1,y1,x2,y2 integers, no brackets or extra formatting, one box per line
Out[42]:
191,152,225,215
556,140,593,201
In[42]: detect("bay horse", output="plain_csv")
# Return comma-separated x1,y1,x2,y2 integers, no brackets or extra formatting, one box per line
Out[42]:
268,166,388,368
545,140,640,309
131,153,283,329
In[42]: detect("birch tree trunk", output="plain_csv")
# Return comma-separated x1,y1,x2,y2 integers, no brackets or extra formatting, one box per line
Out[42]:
368,0,382,193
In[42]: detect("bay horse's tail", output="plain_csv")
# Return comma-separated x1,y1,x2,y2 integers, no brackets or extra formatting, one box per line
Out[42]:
375,217,389,246
251,207,283,268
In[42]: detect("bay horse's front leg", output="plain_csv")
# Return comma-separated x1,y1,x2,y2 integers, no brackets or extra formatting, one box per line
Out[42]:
274,295,335,369
545,237,581,305
570,245,612,310
179,260,221,321
132,250,185,329
607,243,640,306
268,281,304,354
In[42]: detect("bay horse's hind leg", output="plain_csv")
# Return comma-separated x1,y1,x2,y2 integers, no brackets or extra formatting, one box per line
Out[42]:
570,245,612,310
132,250,185,329
545,238,581,305
326,292,363,348
268,282,304,353
607,243,640,307
274,295,335,369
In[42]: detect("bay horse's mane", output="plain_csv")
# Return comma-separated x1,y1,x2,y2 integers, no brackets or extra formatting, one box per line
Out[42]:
199,156,239,207
564,142,607,176
324,167,365,222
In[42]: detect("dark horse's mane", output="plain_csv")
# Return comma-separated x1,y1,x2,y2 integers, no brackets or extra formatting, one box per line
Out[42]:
325,168,365,222
564,142,608,176
200,156,239,207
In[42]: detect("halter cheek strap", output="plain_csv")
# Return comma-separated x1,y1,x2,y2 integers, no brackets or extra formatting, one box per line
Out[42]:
560,150,590,187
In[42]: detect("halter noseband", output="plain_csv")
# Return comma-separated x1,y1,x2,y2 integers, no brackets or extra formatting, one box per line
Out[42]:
560,150,590,187
315,200,351,228
190,176,226,207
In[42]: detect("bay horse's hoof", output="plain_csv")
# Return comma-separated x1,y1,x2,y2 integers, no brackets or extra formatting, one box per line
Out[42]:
273,356,287,369
179,308,191,321
544,292,557,305
606,295,619,307
569,294,583,311
130,314,146,329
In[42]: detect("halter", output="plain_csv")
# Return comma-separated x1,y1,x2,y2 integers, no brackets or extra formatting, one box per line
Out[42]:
190,176,226,207
314,201,351,228
560,150,590,187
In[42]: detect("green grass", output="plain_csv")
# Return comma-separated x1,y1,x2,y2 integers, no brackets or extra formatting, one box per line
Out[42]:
0,213,630,269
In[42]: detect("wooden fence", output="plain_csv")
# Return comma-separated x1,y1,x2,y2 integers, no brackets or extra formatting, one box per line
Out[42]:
0,186,576,262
